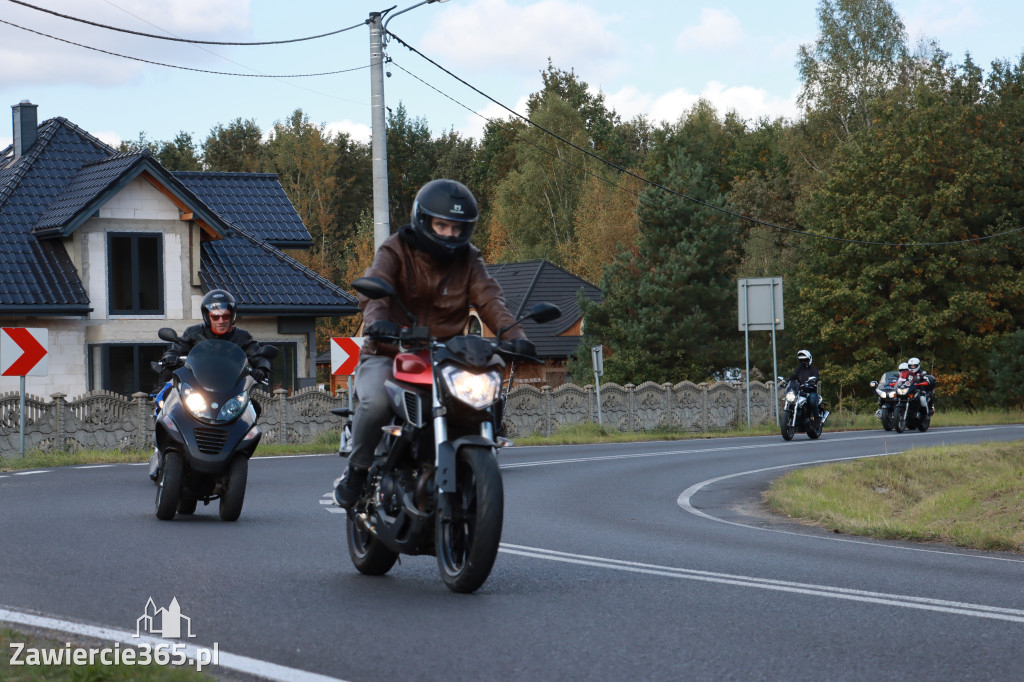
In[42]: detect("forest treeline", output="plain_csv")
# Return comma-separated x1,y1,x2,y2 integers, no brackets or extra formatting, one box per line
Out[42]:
123,0,1024,409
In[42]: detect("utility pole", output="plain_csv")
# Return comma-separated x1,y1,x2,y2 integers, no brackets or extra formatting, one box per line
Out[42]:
369,11,390,250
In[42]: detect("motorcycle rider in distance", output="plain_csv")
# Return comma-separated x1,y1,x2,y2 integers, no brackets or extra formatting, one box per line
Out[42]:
785,349,826,422
148,289,273,480
333,178,534,508
906,356,934,414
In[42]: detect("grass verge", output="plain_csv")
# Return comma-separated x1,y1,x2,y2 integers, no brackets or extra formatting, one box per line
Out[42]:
764,440,1024,552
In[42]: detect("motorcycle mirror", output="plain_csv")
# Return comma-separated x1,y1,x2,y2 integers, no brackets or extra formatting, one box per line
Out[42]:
524,302,561,324
351,276,419,327
869,380,877,388
352,276,394,300
260,345,279,360
158,327,180,344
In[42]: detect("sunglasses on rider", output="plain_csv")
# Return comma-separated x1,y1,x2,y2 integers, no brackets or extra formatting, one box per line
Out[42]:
208,311,231,321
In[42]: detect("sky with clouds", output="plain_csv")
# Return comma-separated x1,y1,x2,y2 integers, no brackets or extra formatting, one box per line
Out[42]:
2,0,1023,151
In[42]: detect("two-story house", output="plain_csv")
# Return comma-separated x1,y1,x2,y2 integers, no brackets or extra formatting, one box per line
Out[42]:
0,102,358,398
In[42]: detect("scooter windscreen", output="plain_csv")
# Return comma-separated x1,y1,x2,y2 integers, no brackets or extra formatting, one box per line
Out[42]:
184,339,249,391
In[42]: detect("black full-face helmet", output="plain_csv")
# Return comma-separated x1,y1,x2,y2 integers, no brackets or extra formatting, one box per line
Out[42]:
201,289,237,331
410,179,479,262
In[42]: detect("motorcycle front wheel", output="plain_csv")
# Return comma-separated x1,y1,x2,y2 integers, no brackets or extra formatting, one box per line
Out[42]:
346,512,399,576
780,410,795,441
155,450,183,520
436,445,504,594
219,456,247,522
880,406,895,431
895,407,907,433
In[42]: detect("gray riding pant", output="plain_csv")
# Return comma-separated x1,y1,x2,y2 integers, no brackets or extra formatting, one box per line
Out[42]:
347,354,395,469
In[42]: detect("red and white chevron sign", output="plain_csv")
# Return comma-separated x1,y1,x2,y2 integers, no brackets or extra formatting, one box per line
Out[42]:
1,327,49,376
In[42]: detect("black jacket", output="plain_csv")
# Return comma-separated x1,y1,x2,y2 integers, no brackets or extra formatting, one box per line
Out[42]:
786,364,820,387
161,324,271,382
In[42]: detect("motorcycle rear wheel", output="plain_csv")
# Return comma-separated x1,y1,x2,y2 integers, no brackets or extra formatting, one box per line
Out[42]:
436,445,504,594
177,490,197,515
346,513,398,576
219,456,247,522
155,451,183,521
806,416,822,440
780,411,795,441
917,411,931,432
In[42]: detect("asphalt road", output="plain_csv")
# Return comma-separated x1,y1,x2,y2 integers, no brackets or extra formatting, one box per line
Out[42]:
2,425,1023,681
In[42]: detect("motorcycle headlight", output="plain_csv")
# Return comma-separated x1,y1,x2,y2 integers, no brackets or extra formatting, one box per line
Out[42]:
785,390,797,403
886,390,896,399
182,383,213,420
441,365,501,410
897,386,909,396
217,391,250,421
875,388,884,398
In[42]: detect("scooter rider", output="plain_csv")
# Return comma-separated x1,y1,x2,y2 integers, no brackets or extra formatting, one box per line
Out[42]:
332,179,533,508
785,349,825,422
149,289,272,480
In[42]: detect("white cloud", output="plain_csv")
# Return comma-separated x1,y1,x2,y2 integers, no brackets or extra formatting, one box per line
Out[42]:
1,136,12,150
676,8,746,51
419,0,623,75
457,95,531,142
609,82,799,127
326,120,372,144
0,0,253,86
91,130,124,148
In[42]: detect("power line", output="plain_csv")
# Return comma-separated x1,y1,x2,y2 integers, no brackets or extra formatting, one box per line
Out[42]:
6,0,366,45
0,18,368,78
386,30,1024,250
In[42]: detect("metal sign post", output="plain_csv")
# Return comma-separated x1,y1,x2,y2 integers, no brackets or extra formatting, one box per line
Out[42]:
737,279,783,428
591,345,604,427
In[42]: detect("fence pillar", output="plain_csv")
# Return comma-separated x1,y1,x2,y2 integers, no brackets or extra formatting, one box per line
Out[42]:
51,392,66,451
625,384,635,432
132,392,149,451
541,385,552,436
584,385,594,424
275,388,288,444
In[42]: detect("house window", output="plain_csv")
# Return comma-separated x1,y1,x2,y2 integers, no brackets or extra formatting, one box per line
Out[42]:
268,342,297,393
89,344,168,396
108,233,163,314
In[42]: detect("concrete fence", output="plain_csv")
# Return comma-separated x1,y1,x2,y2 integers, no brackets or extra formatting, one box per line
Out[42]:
0,381,779,455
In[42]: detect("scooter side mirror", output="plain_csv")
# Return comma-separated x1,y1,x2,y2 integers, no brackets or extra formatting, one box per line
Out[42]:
260,345,279,361
158,327,180,344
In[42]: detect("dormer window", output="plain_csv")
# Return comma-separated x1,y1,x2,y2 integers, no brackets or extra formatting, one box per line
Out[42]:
108,232,163,315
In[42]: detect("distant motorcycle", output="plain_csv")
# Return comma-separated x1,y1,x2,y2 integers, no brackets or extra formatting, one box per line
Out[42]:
778,377,826,441
151,327,277,521
869,370,901,431
894,374,936,433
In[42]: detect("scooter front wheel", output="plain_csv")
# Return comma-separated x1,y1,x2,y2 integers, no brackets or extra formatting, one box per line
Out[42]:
155,451,183,520
219,456,247,522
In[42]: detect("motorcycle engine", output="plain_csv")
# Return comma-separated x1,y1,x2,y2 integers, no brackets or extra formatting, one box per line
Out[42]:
375,472,406,516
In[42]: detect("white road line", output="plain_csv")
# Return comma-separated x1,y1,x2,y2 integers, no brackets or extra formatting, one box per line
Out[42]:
76,464,115,469
0,607,347,682
500,544,1024,623
12,470,49,476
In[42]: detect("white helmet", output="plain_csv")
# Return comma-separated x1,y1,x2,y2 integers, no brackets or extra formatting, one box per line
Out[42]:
898,362,908,371
797,349,812,366
908,357,921,372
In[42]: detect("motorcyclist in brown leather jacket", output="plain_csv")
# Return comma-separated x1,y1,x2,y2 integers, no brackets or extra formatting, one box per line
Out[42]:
333,179,532,508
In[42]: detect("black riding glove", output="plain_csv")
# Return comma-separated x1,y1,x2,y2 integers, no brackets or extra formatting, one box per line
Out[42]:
501,338,537,358
161,351,180,368
365,320,399,339
251,367,269,384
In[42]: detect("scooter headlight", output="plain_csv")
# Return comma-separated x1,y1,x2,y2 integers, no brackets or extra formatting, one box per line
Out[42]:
217,391,250,421
182,383,213,420
441,365,501,410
